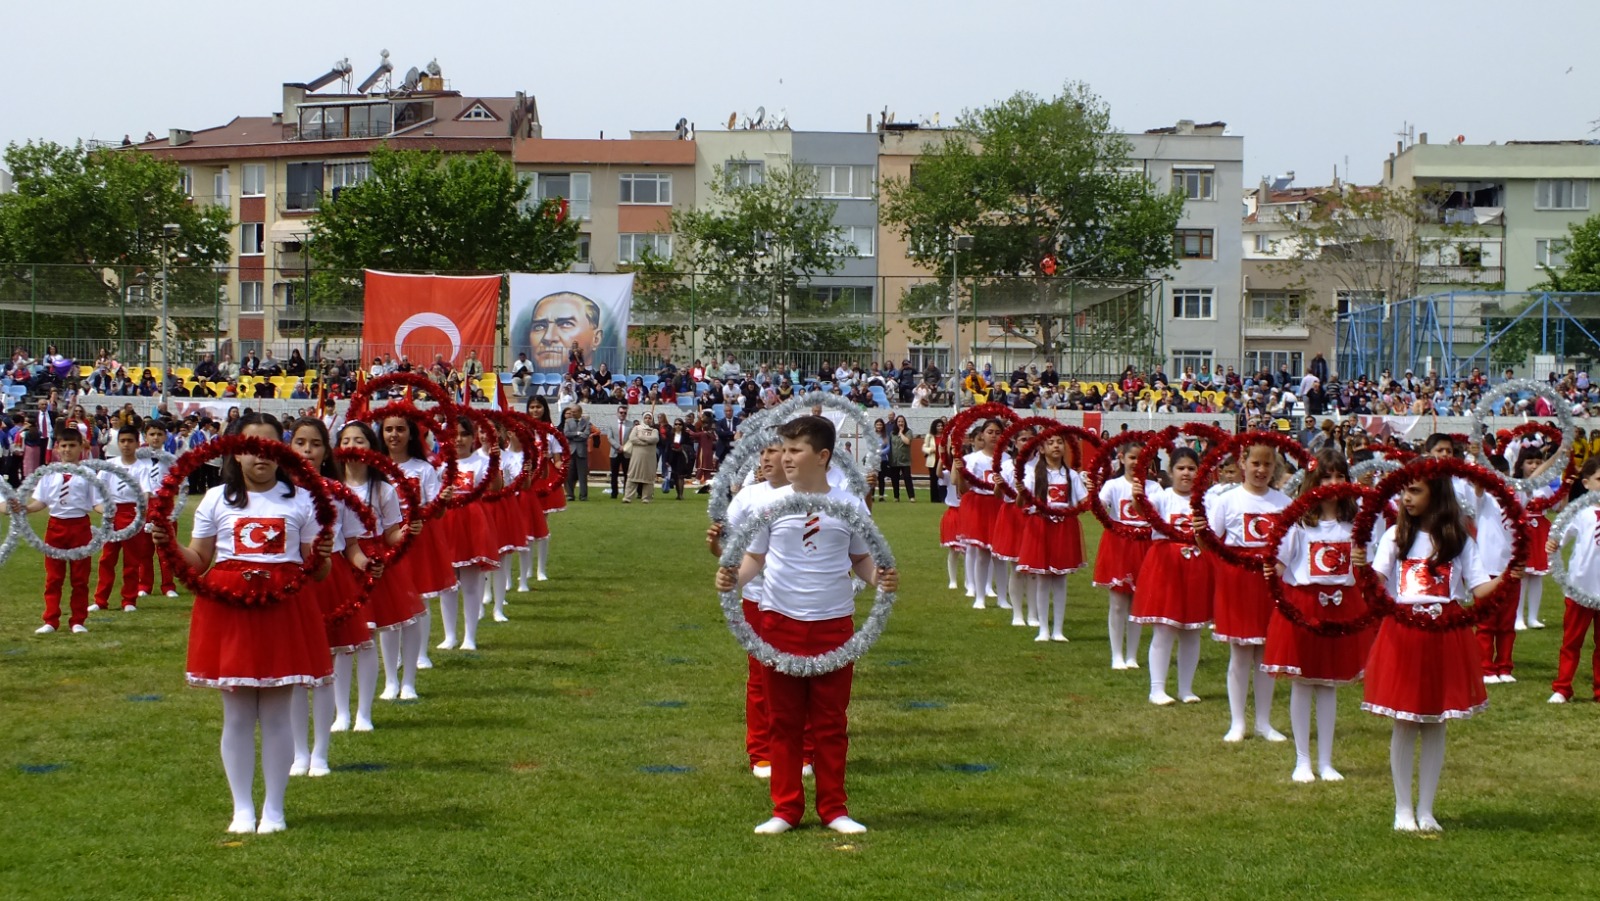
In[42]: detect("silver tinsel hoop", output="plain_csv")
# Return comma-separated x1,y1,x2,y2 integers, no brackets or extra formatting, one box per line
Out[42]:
1350,457,1404,484
12,462,115,561
707,392,879,523
75,460,148,544
716,492,896,676
0,477,20,568
1468,379,1575,495
1547,489,1600,611
136,447,189,514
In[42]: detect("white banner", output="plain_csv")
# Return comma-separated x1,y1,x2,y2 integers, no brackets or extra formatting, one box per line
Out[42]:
507,273,633,378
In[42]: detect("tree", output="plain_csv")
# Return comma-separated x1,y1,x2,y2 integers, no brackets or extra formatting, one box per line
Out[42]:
879,82,1184,360
669,164,876,354
310,145,578,274
1535,213,1600,293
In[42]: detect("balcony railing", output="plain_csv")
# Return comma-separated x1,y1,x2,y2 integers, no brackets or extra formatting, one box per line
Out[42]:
1420,265,1505,285
277,191,321,214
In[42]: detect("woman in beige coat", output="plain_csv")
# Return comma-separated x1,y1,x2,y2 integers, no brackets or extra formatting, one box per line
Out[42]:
623,418,660,503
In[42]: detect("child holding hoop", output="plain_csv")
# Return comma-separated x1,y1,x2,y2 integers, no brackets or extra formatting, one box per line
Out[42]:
953,420,1003,609
939,443,965,592
1353,470,1521,832
153,412,333,834
1547,459,1600,704
1511,447,1558,632
1094,440,1154,670
22,423,96,634
1017,433,1086,643
1131,446,1210,703
380,414,452,671
141,419,180,598
436,418,501,652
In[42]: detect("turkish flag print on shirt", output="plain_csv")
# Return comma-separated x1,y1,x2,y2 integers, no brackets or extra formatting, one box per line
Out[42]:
1308,541,1351,577
1242,513,1275,545
1399,558,1451,598
361,271,500,369
234,517,288,556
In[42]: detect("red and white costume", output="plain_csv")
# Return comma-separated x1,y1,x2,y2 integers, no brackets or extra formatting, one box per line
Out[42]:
489,447,531,555
1015,461,1085,576
1473,492,1519,676
350,478,426,632
1552,507,1600,700
35,468,98,630
94,457,145,610
957,450,998,550
312,487,375,654
1262,519,1377,684
1092,477,1156,590
938,466,962,549
1205,486,1290,644
440,451,500,569
987,452,1023,563
391,457,455,598
537,433,566,516
1131,487,1212,628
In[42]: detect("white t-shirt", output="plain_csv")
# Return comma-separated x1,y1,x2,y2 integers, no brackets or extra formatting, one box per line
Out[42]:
993,451,1016,493
444,452,491,495
192,484,316,564
99,458,144,505
139,454,172,495
1146,486,1196,543
1207,487,1291,547
941,468,960,509
1372,526,1490,605
1098,477,1158,526
1559,507,1600,597
500,448,526,486
962,451,996,496
396,456,442,506
749,484,870,622
33,470,98,518
330,486,368,553
725,480,780,603
1022,460,1086,516
1474,493,1515,575
1277,519,1372,587
345,478,403,539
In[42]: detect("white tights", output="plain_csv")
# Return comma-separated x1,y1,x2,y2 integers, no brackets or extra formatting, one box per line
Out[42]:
993,559,1014,609
967,549,992,608
946,548,962,590
1224,643,1278,739
1147,625,1201,700
221,687,294,832
1516,574,1544,628
1034,575,1067,641
1288,681,1341,780
415,610,434,668
536,536,549,579
1391,721,1448,830
378,621,424,697
492,556,511,619
1107,591,1141,667
289,683,334,772
438,566,486,649
332,644,378,729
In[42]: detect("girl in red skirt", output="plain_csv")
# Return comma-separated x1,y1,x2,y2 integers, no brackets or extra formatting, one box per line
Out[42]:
1095,441,1155,670
1017,433,1085,642
1263,449,1374,783
1205,439,1291,742
940,454,965,591
519,427,551,590
1512,448,1557,632
527,396,563,583
341,421,426,701
953,419,1004,610
1354,471,1521,833
485,424,528,622
436,418,501,651
1131,447,1211,704
287,417,378,775
156,412,333,835
381,415,454,671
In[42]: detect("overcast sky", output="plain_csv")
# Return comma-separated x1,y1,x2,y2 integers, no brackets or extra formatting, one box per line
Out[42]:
5,0,1597,187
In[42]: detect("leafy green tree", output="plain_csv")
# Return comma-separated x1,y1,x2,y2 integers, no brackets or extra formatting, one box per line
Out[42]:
879,82,1183,357
1536,214,1600,293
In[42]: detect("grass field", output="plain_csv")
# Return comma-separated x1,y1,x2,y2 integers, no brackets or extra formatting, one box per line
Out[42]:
2,492,1598,900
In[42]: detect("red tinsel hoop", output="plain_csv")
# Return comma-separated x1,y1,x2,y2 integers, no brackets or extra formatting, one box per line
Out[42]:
1131,423,1231,542
149,435,338,608
940,403,1018,471
1262,481,1389,637
367,400,459,519
1012,423,1102,519
447,406,503,509
333,446,421,572
316,476,380,624
992,416,1060,501
1086,430,1162,540
479,409,542,499
1351,456,1529,631
1191,430,1312,568
1501,422,1569,514
348,371,460,421
524,417,571,497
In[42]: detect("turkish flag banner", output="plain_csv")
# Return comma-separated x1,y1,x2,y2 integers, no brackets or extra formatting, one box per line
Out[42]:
361,270,501,369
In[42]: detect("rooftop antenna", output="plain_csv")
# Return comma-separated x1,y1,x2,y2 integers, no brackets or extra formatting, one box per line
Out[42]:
357,50,393,94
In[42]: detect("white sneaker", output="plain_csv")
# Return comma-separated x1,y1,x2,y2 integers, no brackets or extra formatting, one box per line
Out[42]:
307,761,331,778
517,583,530,593
492,612,509,623
34,624,56,634
164,590,180,598
352,718,373,733
88,604,102,612
753,817,793,835
826,816,867,835
399,686,418,700
1223,727,1246,743
70,624,88,634
416,657,433,670
1549,692,1567,704
1530,620,1546,629
752,763,772,779
1319,766,1344,782
1483,674,1501,685
256,817,287,834
122,605,137,613
1291,764,1316,784
227,812,256,834
1258,726,1287,742
802,763,814,777
379,685,399,701
137,590,149,598
1499,674,1517,684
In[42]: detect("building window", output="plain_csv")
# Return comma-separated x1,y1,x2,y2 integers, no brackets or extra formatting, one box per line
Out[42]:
240,222,264,256
327,160,371,194
575,233,591,264
1174,229,1215,260
1244,350,1304,378
1253,234,1270,253
1247,291,1303,323
1171,287,1214,319
240,281,264,314
833,226,875,258
619,233,672,263
1172,167,1215,200
809,165,875,199
619,173,672,205
725,159,764,188
1535,179,1589,211
806,285,873,315
1335,290,1384,317
459,103,496,121
241,164,266,197
1536,238,1569,268
908,345,950,375
1172,349,1214,377
177,167,193,197
526,172,591,220
285,162,323,211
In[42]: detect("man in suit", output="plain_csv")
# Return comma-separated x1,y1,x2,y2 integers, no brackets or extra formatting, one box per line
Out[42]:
609,405,632,499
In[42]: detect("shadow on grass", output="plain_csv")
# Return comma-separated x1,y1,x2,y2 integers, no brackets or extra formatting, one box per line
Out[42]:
293,804,487,831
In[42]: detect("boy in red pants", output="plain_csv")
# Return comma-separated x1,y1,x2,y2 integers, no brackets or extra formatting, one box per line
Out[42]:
1547,461,1600,703
91,424,147,612
716,416,897,835
136,420,179,598
23,424,97,634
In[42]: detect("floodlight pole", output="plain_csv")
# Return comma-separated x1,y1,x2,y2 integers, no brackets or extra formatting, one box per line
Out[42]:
161,223,180,407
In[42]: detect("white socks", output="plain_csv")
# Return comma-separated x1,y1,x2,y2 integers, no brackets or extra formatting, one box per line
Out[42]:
1034,576,1067,641
1148,626,1176,703
962,547,977,597
1390,721,1446,831
1417,723,1446,831
536,537,549,580
256,687,294,831
1521,574,1544,627
1290,683,1315,781
400,621,423,697
947,549,961,590
492,558,510,621
517,548,534,589
994,560,1013,610
416,611,433,668
354,644,377,728
1253,663,1282,740
437,588,459,649
1225,644,1251,740
1107,592,1138,668
332,654,352,730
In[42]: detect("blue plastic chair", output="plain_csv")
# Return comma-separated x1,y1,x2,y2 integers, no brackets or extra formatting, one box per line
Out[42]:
869,385,890,407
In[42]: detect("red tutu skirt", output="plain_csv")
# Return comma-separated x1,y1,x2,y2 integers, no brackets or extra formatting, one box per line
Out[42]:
958,492,999,550
1524,515,1552,574
318,554,374,653
442,503,501,569
1211,557,1274,644
1131,541,1212,628
540,483,566,515
1362,617,1487,722
488,495,527,556
359,537,426,631
1092,530,1149,590
940,507,962,549
1016,514,1085,575
397,525,456,598
990,500,1025,562
524,488,549,542
1261,583,1375,684
186,561,333,689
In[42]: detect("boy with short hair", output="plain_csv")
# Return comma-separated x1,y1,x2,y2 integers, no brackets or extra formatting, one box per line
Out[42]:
90,424,148,612
139,419,179,598
716,415,897,835
22,422,97,634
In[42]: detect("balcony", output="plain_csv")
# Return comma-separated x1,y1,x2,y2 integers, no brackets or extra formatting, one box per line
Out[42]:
1420,265,1505,286
1243,317,1310,339
277,191,321,215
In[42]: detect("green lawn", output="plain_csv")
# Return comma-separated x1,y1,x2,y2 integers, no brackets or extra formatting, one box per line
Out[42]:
1,495,1597,900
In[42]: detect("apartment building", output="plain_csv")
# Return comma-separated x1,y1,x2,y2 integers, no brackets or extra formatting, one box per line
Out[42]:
1240,179,1344,378
130,56,538,361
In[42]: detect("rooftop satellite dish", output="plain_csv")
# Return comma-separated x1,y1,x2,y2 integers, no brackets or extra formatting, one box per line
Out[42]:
773,108,788,130
753,106,765,128
674,117,689,140
402,67,420,91
727,112,738,130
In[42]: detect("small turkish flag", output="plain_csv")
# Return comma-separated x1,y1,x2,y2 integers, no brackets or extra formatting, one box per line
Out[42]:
1399,558,1451,598
234,518,287,555
1308,541,1351,577
1047,484,1069,504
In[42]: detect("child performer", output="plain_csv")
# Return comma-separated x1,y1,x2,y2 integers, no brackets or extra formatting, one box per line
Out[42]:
953,420,1003,610
1131,447,1211,703
287,418,376,778
153,412,333,834
1094,441,1154,670
435,418,500,652
1547,459,1600,704
140,419,181,598
1512,447,1557,631
23,423,96,634
486,425,528,622
1017,434,1086,642
518,426,551,592
1354,471,1520,832
528,395,563,581
1206,439,1290,742
1262,449,1372,782
382,415,453,670
91,424,147,613
939,447,964,592
987,433,1023,621
340,421,426,701
716,416,897,835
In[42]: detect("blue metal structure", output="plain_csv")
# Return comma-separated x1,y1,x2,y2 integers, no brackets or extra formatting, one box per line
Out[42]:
1336,291,1600,382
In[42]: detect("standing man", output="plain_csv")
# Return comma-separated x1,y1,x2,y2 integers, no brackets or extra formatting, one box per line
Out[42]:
609,405,632,499
562,404,594,501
